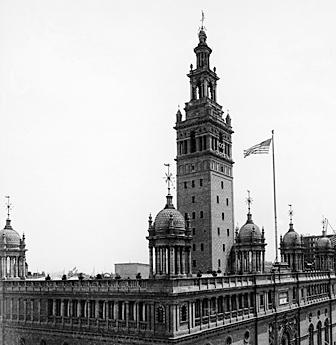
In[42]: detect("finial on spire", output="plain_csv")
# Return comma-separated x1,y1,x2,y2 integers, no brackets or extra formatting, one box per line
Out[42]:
198,11,207,44
246,190,252,215
201,10,205,30
322,216,327,236
289,204,293,224
164,163,173,195
5,196,11,220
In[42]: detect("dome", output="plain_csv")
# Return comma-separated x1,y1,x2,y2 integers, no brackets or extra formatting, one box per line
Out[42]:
316,236,332,250
0,219,21,247
154,195,185,233
238,214,262,243
283,223,301,246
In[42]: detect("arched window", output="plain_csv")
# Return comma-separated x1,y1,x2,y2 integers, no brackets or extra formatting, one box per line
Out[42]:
19,339,25,345
202,299,209,316
190,131,196,153
157,305,165,323
195,300,200,318
40,341,46,345
210,297,216,315
244,330,250,344
218,296,223,314
180,304,187,322
317,321,322,345
309,324,314,345
324,319,329,345
226,336,232,345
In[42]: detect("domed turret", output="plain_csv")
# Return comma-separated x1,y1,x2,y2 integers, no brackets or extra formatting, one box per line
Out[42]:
0,196,28,279
147,166,192,279
282,222,301,247
237,191,262,244
316,236,332,250
315,218,334,271
232,192,266,274
280,205,304,272
153,195,185,235
238,213,262,244
0,219,21,248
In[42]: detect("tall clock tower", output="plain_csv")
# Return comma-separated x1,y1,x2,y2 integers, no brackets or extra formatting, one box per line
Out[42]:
175,27,234,273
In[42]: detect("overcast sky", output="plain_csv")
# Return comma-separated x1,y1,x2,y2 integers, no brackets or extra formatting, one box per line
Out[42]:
1,0,335,274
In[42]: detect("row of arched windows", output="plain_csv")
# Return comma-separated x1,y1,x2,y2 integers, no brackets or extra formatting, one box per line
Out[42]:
308,319,329,345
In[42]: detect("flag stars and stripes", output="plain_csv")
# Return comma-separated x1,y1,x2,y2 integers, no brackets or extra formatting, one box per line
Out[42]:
243,138,272,158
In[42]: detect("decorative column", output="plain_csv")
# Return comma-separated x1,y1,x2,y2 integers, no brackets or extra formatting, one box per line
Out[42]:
162,247,166,274
77,300,81,318
176,247,180,275
150,302,155,331
149,247,153,278
181,247,186,275
262,252,265,272
188,248,192,274
155,248,159,275
87,300,91,319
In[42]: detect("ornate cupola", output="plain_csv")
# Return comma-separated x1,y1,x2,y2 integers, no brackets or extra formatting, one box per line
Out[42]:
147,165,192,279
0,197,27,279
231,192,266,274
280,205,304,271
315,218,334,271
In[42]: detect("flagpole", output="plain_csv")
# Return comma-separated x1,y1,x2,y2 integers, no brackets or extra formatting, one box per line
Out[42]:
272,130,278,263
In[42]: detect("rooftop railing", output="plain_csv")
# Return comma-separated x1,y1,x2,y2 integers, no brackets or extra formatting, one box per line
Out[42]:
1,270,334,295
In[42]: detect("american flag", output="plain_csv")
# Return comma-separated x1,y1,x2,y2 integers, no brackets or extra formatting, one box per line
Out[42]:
244,138,272,158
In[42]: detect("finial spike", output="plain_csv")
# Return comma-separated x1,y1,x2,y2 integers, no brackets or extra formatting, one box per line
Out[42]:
246,190,252,214
201,11,205,30
322,216,327,236
164,163,173,195
5,196,11,220
288,204,293,224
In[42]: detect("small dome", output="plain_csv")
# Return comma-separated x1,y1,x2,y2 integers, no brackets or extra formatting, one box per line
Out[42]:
316,236,332,250
0,219,21,247
238,214,262,243
154,195,185,234
283,223,301,246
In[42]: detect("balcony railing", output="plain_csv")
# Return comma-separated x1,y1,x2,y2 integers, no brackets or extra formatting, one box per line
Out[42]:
1,270,334,295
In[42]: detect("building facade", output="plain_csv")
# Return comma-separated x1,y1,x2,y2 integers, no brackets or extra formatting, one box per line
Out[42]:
0,26,335,345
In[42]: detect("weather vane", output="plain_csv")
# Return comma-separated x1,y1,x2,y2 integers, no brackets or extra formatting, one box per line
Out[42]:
288,204,293,223
164,163,174,195
246,190,252,214
200,10,206,30
322,216,327,232
5,196,11,220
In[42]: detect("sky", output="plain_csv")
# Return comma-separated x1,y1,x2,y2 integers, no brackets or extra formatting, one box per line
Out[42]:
1,0,336,274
